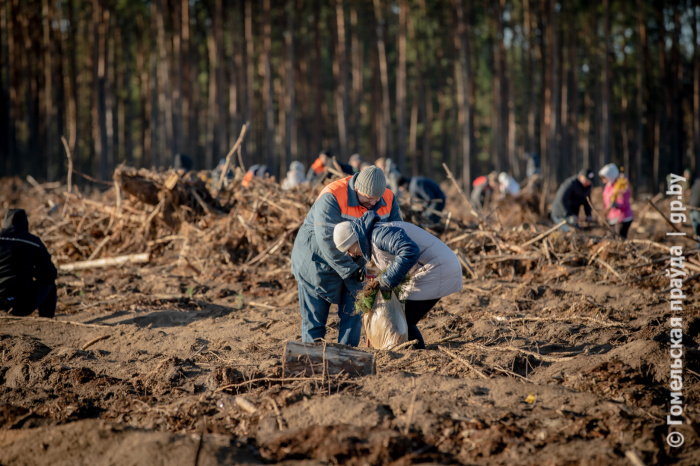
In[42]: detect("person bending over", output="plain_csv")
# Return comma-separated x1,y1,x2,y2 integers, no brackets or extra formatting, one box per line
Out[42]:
333,211,462,349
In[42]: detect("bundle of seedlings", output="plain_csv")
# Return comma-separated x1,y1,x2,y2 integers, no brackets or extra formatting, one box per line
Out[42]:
355,272,411,315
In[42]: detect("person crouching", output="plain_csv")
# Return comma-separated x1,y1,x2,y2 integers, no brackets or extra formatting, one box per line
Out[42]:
333,211,463,349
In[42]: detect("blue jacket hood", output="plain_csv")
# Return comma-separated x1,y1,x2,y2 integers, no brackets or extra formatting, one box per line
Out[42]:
351,211,382,262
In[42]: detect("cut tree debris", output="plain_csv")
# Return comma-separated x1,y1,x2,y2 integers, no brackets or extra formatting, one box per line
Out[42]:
0,164,696,293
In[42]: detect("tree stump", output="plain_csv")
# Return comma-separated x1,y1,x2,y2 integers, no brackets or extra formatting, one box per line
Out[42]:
282,341,375,378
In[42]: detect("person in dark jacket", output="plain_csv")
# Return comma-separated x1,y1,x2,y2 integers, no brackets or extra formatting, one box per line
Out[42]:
291,166,402,346
550,168,594,231
333,211,462,349
0,209,57,318
399,176,446,225
689,177,700,249
173,153,193,173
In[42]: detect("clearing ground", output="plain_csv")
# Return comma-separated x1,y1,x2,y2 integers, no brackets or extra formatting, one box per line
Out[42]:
1,172,698,465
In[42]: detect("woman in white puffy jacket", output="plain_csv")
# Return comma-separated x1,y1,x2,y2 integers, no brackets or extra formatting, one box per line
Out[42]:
333,211,463,349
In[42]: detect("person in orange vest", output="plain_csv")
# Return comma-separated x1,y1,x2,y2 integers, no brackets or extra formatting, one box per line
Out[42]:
241,164,271,188
291,166,402,346
306,149,353,185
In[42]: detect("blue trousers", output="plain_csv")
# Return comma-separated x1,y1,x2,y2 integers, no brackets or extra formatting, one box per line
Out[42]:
297,283,362,346
551,214,573,232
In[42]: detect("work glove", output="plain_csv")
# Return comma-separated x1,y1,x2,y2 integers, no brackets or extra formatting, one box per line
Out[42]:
377,277,392,293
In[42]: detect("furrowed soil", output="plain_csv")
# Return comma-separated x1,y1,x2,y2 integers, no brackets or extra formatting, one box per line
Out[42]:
1,175,699,465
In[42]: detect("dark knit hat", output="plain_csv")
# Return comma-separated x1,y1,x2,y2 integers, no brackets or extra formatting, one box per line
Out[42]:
355,166,386,198
578,168,594,180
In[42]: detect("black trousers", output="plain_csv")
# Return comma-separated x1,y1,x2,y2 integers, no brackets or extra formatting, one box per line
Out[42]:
2,283,57,318
614,220,632,239
404,298,440,349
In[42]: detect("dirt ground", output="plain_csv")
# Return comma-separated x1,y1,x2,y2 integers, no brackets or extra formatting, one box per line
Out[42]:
1,175,699,465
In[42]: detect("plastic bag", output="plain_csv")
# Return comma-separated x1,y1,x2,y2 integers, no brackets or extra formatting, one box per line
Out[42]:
363,291,408,349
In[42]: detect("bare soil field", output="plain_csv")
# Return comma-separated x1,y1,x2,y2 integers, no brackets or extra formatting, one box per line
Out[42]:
1,172,698,465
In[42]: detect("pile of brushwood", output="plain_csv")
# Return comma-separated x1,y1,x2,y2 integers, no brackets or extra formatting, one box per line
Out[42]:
1,166,697,295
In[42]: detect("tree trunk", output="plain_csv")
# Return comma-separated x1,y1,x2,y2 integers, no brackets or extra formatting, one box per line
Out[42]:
505,0,518,179
395,0,407,172
559,2,569,183
350,4,363,155
655,3,668,193
635,0,646,188
333,0,348,161
600,0,611,168
3,0,16,174
494,0,508,173
136,13,150,168
122,20,133,165
105,11,115,173
523,0,536,156
42,0,54,180
541,0,552,186
93,0,108,179
262,0,274,173
312,0,322,158
570,16,580,172
284,0,295,172
244,0,255,165
454,0,471,193
205,0,223,171
182,0,195,163
670,4,682,176
373,0,393,160
694,0,699,176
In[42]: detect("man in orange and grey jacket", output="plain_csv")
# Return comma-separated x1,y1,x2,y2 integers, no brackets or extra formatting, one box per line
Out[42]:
291,166,402,346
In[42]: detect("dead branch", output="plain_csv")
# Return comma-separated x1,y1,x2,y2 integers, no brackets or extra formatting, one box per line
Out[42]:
59,252,151,271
